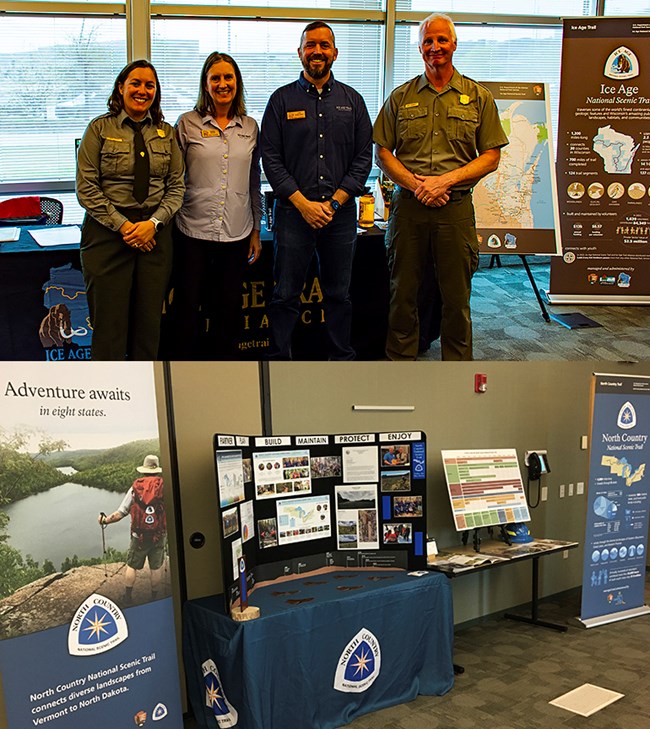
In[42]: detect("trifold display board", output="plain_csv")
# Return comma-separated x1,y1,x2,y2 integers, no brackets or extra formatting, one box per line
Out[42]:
441,448,531,531
214,431,427,608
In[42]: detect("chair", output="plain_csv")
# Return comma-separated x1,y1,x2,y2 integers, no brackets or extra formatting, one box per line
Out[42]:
39,196,64,225
0,195,63,226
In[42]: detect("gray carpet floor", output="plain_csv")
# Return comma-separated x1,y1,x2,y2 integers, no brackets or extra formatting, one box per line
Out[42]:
184,576,650,729
420,257,650,362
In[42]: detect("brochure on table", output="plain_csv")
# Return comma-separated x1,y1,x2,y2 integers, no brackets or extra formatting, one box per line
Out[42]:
441,448,531,532
580,373,650,627
214,431,428,608
0,362,182,729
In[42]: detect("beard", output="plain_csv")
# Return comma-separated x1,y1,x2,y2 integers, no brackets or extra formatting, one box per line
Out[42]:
302,55,333,80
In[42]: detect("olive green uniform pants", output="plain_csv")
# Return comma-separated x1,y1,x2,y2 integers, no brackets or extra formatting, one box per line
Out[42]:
385,190,479,361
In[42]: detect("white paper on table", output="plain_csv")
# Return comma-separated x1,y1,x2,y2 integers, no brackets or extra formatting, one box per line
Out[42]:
0,227,20,242
29,226,81,247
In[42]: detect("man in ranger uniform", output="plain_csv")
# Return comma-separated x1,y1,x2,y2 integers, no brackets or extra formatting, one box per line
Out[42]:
374,13,508,361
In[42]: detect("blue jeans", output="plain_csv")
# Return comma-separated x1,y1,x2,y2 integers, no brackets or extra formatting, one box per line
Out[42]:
269,203,357,360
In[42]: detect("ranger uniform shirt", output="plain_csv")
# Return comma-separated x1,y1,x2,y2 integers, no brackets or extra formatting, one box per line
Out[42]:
76,110,185,232
373,68,508,187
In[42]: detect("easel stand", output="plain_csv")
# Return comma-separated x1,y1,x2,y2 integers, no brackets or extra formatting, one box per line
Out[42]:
488,254,550,322
461,526,511,552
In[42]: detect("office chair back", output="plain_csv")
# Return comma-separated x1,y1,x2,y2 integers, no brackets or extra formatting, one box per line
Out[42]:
39,196,64,225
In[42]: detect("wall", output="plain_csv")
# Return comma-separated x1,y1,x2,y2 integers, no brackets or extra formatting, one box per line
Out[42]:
162,361,264,599
265,360,650,624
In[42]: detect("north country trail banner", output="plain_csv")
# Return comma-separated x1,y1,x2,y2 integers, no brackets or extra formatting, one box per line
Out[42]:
0,362,183,728
549,17,650,303
580,373,650,627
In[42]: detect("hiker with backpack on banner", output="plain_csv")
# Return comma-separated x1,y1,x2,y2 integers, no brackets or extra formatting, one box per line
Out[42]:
98,454,167,606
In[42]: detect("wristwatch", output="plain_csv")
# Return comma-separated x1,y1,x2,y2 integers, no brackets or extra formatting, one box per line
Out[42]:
329,199,341,213
149,216,163,232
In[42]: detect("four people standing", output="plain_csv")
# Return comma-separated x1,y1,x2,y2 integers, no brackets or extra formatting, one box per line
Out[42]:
76,16,505,361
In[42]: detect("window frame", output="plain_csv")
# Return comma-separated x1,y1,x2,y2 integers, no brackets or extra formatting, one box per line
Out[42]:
0,0,639,194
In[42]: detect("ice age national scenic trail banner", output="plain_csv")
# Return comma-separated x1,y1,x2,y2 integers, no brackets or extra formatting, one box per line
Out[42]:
0,362,183,728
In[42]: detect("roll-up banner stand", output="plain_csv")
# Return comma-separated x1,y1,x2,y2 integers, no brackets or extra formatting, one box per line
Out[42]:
580,373,650,627
549,17,650,304
0,362,183,728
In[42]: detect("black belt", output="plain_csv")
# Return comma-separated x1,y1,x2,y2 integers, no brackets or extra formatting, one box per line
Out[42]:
115,206,158,222
398,188,471,202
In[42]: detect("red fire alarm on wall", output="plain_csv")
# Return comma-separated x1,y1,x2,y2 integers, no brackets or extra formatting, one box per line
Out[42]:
474,373,487,393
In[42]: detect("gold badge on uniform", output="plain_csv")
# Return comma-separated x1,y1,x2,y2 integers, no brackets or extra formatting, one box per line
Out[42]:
201,129,221,137
459,94,470,105
287,110,306,120
157,128,166,137
404,102,419,108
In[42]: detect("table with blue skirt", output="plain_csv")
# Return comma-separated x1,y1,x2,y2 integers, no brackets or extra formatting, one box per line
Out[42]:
1,224,390,361
0,225,90,360
183,569,454,729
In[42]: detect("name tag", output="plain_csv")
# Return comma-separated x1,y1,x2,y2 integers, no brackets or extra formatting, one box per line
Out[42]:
201,129,221,138
404,102,419,109
157,128,167,137
287,110,306,120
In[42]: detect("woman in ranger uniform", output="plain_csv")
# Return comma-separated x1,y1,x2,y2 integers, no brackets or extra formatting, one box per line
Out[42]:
76,60,185,360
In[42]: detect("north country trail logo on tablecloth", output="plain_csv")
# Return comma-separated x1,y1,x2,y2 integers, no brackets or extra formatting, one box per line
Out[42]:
617,401,637,430
202,659,239,727
67,593,128,656
333,628,381,693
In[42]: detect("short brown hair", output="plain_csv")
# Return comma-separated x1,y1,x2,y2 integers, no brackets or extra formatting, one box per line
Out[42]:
300,21,336,47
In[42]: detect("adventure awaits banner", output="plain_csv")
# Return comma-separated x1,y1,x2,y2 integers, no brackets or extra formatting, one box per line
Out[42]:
550,17,650,303
0,362,182,728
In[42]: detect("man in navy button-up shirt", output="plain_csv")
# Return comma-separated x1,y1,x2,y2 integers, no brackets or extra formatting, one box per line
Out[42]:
261,21,372,360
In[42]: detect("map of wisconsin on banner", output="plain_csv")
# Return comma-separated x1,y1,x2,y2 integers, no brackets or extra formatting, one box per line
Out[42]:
550,18,650,303
0,362,183,728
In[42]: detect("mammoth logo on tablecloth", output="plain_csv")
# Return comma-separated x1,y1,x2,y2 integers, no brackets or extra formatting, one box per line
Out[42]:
202,659,238,727
333,628,381,693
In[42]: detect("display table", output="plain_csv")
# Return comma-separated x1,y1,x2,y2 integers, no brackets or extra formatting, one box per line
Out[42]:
1,225,389,361
428,538,579,631
0,225,89,360
183,569,454,729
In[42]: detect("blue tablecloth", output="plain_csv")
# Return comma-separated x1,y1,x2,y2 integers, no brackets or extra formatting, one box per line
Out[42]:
1,226,389,361
183,569,454,729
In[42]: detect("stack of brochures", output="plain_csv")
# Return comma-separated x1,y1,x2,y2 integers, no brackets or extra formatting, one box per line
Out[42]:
0,227,20,243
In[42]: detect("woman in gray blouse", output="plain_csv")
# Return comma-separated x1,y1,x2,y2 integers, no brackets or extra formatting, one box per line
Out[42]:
172,52,262,359
76,60,185,360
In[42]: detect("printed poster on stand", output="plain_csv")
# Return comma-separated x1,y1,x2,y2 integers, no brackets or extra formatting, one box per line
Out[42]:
580,373,650,626
549,17,650,303
474,81,561,256
0,362,183,728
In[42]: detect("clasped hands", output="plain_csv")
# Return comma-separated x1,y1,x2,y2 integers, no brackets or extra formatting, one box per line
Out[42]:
120,220,156,252
297,199,334,229
413,173,451,207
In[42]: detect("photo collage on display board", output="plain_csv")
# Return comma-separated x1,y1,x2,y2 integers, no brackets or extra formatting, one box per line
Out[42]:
213,432,428,605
